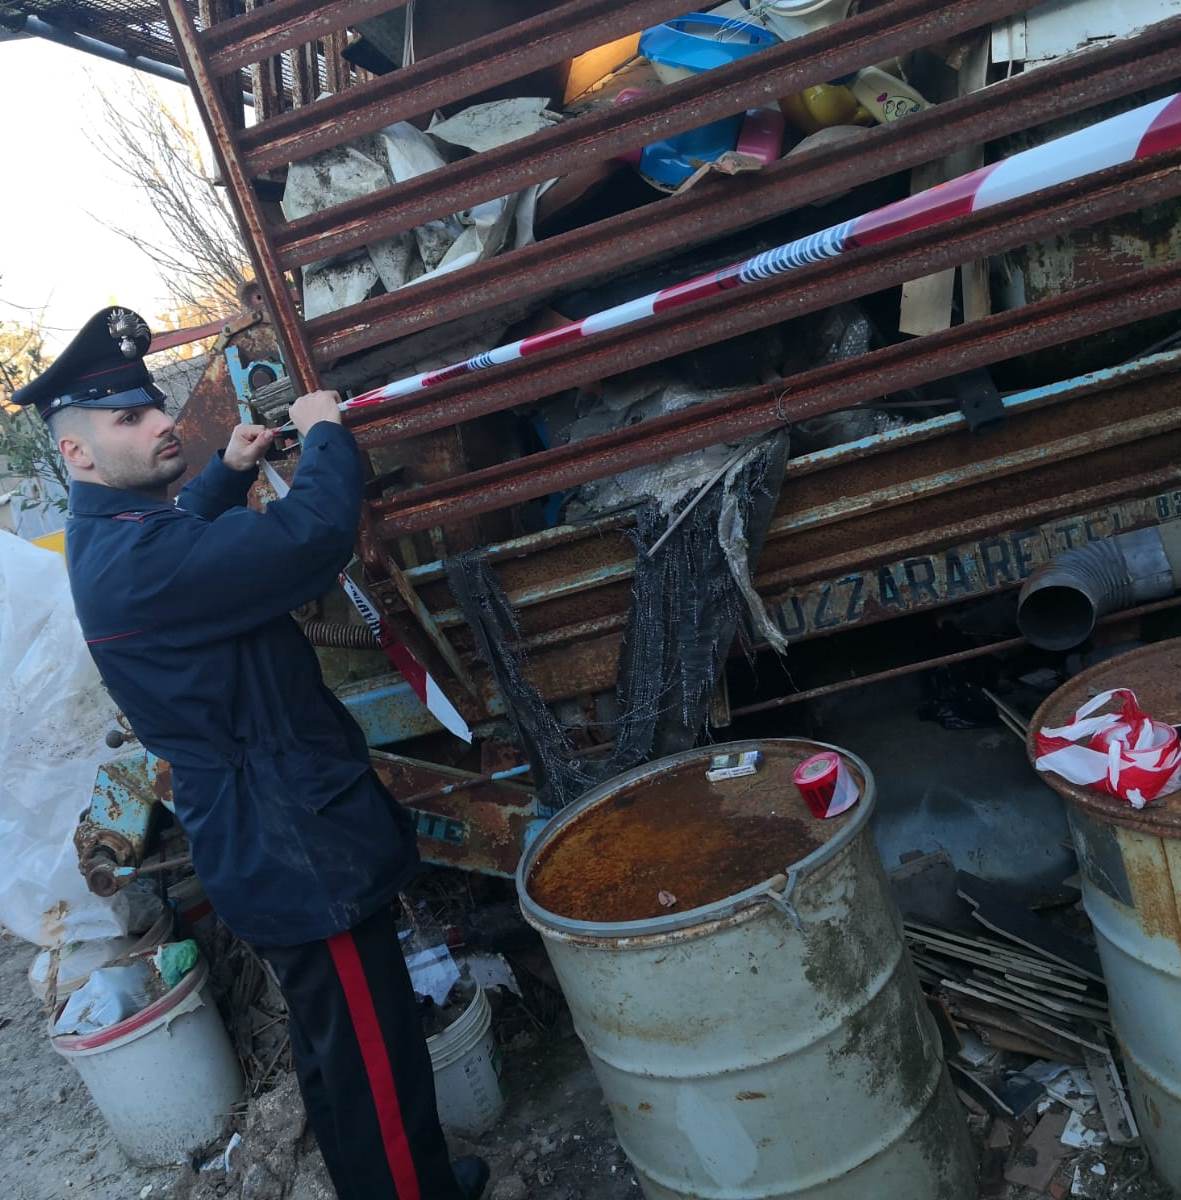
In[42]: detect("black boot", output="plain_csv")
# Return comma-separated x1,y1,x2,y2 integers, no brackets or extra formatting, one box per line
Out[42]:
453,1156,490,1200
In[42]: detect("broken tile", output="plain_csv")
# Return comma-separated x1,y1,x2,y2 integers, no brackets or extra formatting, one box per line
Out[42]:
1060,1109,1107,1150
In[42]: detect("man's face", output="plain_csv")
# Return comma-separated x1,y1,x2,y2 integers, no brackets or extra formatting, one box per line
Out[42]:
63,403,188,492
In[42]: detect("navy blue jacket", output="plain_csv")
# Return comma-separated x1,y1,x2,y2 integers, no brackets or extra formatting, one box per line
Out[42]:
66,422,419,946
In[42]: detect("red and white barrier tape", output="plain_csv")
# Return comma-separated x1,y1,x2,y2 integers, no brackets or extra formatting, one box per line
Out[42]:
793,750,860,819
1035,687,1181,809
325,94,1181,419
261,459,472,743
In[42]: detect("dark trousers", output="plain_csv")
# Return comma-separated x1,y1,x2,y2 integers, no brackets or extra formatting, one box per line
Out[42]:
258,907,463,1200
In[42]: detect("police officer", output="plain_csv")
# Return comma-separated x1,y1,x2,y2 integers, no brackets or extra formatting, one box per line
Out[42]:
14,308,490,1200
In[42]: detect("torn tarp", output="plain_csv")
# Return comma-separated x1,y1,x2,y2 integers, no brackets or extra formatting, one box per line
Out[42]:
445,435,789,810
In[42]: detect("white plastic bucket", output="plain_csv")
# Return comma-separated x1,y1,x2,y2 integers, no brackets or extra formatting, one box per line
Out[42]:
50,957,244,1165
427,985,504,1136
29,903,175,1002
765,0,853,36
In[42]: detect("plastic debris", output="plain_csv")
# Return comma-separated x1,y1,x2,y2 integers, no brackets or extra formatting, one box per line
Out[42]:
1036,687,1181,808
404,942,461,1006
0,535,127,947
459,952,522,997
153,940,199,989
202,1131,242,1173
1061,1109,1107,1149
52,962,155,1035
429,98,560,154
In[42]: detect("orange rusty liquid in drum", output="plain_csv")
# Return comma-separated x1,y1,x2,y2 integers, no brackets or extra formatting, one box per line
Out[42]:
528,768,843,923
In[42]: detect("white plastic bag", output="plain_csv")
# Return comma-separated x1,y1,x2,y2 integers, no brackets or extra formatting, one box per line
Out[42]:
52,961,156,1035
0,533,128,945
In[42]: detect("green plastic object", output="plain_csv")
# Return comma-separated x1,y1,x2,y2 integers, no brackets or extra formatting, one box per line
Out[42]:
153,939,199,988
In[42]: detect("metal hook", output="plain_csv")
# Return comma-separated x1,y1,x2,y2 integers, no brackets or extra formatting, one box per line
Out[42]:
764,868,803,930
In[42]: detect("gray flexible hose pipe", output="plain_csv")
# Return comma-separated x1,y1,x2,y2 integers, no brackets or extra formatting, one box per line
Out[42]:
1017,522,1181,650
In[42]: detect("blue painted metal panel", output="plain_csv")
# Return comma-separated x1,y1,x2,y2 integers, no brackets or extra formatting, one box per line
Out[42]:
337,675,444,745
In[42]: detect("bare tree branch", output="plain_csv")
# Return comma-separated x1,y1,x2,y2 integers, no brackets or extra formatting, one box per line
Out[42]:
89,74,250,318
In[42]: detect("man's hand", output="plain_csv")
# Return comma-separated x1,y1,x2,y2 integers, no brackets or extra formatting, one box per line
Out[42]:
290,390,343,437
224,424,276,472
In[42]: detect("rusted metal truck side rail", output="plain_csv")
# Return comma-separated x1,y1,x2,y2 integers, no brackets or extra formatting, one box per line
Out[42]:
376,349,1181,716
160,0,1181,715
307,16,1181,360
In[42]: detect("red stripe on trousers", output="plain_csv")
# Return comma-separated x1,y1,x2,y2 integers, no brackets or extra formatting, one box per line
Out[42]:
327,931,421,1200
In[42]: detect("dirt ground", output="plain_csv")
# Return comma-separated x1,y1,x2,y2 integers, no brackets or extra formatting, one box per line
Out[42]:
0,925,1174,1200
0,927,635,1200
0,927,179,1200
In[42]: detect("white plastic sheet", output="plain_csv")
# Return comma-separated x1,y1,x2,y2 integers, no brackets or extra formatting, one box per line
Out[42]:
0,533,128,946
52,961,156,1035
281,106,553,319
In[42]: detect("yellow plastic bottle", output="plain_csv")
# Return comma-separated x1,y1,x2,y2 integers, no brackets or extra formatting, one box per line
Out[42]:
780,84,872,134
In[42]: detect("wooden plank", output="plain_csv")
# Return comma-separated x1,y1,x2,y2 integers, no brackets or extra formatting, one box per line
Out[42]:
943,976,1098,1025
906,929,1092,989
1000,972,1103,1004
944,995,1091,1061
958,33,992,325
957,872,1105,981
942,979,1055,1023
1082,1044,1139,1145
898,158,957,336
977,973,1109,1020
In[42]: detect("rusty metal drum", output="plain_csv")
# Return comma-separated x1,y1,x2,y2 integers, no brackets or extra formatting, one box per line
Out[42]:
517,739,974,1200
1031,640,1181,1192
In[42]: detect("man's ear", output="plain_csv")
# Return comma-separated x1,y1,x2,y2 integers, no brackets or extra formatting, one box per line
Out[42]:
59,434,95,472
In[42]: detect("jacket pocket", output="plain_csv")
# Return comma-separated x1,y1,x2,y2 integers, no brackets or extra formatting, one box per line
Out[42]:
271,739,370,812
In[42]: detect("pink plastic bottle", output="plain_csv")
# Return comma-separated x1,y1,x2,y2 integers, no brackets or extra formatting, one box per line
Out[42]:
736,106,786,164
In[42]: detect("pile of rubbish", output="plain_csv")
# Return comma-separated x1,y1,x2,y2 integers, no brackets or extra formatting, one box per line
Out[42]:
890,852,1167,1198
283,101,559,319
52,939,200,1037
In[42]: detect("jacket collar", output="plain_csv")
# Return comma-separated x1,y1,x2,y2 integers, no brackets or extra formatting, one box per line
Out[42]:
68,479,174,518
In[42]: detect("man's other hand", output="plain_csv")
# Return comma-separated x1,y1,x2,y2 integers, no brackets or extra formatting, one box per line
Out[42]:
224,424,276,472
290,390,343,437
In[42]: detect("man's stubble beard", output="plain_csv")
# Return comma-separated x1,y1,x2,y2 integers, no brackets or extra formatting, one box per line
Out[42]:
94,443,188,493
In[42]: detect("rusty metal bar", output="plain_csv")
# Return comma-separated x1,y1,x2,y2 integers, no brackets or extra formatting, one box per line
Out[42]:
729,595,1181,716
161,0,320,393
162,0,319,391
166,0,478,700
246,0,286,121
199,0,246,129
379,547,480,697
734,637,1030,714
306,17,1181,361
203,0,409,78
353,148,1181,450
238,0,687,170
288,39,319,107
269,0,1039,264
374,255,1181,534
150,311,243,352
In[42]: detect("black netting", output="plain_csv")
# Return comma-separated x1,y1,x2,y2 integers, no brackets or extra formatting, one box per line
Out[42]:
7,1,317,96
12,0,200,68
445,435,789,812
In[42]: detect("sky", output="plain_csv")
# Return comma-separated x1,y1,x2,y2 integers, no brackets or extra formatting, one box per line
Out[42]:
0,37,204,352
